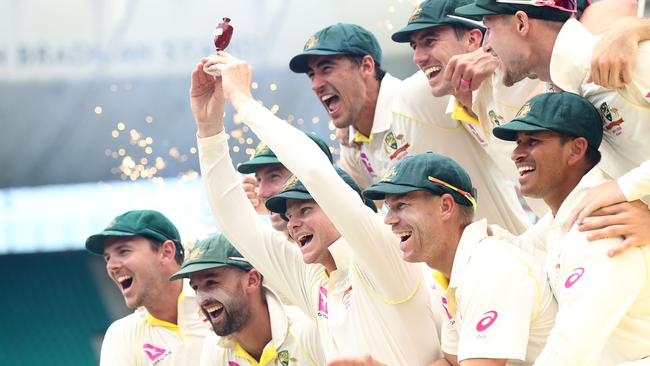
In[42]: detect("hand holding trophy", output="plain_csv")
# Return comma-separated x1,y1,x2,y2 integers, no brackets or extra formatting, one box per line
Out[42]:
203,17,233,76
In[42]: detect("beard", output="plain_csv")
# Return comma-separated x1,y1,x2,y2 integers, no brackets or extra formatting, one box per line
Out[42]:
210,286,250,336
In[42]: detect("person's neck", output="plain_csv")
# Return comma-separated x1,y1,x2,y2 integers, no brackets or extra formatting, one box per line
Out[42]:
545,170,586,217
426,225,463,280
146,279,183,324
353,79,381,137
233,296,272,362
528,23,563,83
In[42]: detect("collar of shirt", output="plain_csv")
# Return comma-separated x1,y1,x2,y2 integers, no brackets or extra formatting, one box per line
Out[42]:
144,280,197,336
448,218,489,289
445,96,480,125
328,236,353,280
549,18,598,94
351,73,402,143
552,167,610,228
217,287,290,361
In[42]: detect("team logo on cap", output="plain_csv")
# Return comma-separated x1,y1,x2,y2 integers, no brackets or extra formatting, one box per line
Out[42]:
515,103,532,118
382,166,398,182
282,175,299,191
187,247,205,261
253,142,268,157
304,36,319,50
409,5,423,22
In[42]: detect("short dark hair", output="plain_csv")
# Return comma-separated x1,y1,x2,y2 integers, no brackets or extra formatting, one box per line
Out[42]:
451,24,485,41
348,54,386,82
559,134,602,170
147,237,184,266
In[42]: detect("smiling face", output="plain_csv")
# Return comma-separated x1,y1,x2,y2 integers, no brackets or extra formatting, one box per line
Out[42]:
104,236,168,309
482,15,531,86
383,190,444,263
285,199,339,268
410,26,477,97
255,164,292,231
190,267,251,336
511,131,572,200
306,55,374,130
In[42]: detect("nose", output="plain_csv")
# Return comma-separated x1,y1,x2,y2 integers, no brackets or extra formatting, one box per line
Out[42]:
287,215,302,235
482,30,493,53
384,207,398,226
106,256,121,274
257,181,275,200
311,74,325,94
511,142,526,162
412,46,428,68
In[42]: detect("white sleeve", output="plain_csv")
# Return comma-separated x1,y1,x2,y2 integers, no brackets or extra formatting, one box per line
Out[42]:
238,100,423,302
490,214,550,262
338,143,373,189
617,160,650,205
534,232,649,365
197,132,320,316
198,334,220,366
99,320,137,366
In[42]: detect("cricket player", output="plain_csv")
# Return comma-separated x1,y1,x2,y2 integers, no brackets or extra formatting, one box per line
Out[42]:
236,132,334,233
85,210,210,365
191,55,441,364
169,233,325,365
493,92,650,364
290,22,533,234
455,0,650,254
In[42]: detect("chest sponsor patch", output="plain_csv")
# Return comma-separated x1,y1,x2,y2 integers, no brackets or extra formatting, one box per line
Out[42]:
342,285,353,309
317,286,328,318
646,91,650,98
599,102,624,136
441,296,453,320
359,152,375,175
229,362,241,366
382,132,410,161
564,267,585,288
142,343,171,363
476,310,498,332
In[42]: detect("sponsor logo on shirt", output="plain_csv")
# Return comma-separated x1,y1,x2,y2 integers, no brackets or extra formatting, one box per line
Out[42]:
359,152,375,175
646,91,650,98
342,285,353,309
599,102,624,136
564,267,585,288
463,123,487,147
441,296,453,320
229,362,241,366
142,343,171,364
278,350,290,366
476,310,498,332
317,286,328,318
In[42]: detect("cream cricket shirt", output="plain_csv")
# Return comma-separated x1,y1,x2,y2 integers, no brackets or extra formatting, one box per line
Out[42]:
534,167,650,365
198,288,324,366
550,18,650,205
341,70,533,234
441,219,556,365
198,123,439,364
99,282,211,366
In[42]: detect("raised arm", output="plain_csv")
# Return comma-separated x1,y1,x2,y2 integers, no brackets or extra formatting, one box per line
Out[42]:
190,56,317,314
213,52,423,302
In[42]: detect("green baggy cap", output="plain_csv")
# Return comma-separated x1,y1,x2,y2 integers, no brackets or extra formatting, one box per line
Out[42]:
392,0,484,43
289,23,382,73
170,233,253,281
265,167,378,218
492,92,604,149
237,131,334,174
455,0,574,22
363,152,477,210
85,210,182,256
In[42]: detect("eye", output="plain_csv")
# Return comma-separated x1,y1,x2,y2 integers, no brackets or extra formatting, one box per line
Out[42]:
409,42,416,50
300,206,312,216
306,70,315,79
103,254,110,263
190,284,198,291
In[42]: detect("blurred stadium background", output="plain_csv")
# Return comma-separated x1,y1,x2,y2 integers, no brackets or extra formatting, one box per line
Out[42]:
1,0,647,364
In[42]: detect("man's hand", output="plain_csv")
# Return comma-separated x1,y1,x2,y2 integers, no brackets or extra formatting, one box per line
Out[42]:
566,180,626,230
327,355,386,366
444,47,499,93
203,51,254,110
190,58,225,138
588,17,640,89
242,175,268,215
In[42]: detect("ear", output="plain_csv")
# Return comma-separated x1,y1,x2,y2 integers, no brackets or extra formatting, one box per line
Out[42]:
159,240,177,263
439,193,456,222
360,55,376,77
513,10,530,36
466,28,484,52
567,137,589,166
244,269,263,291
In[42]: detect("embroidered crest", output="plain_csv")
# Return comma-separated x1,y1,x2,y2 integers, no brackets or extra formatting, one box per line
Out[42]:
304,36,318,50
599,102,624,136
382,166,398,182
408,5,423,22
187,247,205,261
488,110,504,127
254,142,268,157
515,103,532,118
384,132,398,149
278,350,290,366
282,175,299,191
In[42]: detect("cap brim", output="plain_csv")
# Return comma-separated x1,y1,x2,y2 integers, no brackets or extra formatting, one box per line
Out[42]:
362,183,424,200
492,120,552,141
265,190,313,214
85,230,137,255
289,49,346,73
455,3,503,17
169,262,228,281
392,23,444,43
236,156,281,174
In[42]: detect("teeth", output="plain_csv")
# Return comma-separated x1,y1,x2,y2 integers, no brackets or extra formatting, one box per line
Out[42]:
205,304,223,313
321,94,335,102
518,166,535,173
298,234,312,246
394,231,412,241
117,275,132,284
423,66,442,78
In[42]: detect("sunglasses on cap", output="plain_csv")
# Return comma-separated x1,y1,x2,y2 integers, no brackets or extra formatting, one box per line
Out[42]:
427,176,478,212
496,0,578,12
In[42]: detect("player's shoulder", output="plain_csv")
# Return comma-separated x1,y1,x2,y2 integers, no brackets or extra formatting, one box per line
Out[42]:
105,309,147,337
470,236,541,276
